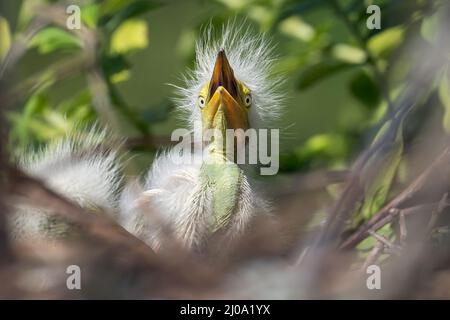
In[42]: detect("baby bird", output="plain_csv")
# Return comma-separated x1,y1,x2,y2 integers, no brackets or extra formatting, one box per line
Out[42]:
10,24,283,253
119,24,283,251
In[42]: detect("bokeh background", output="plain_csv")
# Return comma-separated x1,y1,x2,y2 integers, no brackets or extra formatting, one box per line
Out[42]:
2,0,423,173
1,0,450,299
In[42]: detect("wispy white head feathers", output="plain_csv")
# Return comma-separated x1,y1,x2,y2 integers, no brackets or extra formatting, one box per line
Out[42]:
173,22,284,129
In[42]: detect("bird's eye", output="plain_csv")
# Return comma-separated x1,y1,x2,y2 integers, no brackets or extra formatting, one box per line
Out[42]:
244,94,252,107
198,96,206,108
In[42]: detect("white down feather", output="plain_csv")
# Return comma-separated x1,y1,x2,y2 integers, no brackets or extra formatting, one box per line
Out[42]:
10,128,122,240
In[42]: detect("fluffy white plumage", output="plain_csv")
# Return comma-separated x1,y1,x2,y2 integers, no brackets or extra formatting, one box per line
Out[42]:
119,147,206,249
119,146,270,250
10,128,122,240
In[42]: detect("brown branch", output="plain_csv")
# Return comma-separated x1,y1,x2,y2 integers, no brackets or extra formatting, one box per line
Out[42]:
368,230,402,255
340,148,450,249
399,211,407,245
5,166,218,288
361,242,384,272
428,193,448,232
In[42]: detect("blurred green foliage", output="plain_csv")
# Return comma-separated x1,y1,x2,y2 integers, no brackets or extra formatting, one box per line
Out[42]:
1,0,449,250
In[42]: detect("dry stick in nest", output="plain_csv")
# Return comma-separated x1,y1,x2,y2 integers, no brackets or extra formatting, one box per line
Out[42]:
342,203,449,253
340,147,450,250
427,193,448,232
359,197,447,285
368,230,402,255
5,166,218,289
399,211,407,246
361,242,384,272
360,230,402,273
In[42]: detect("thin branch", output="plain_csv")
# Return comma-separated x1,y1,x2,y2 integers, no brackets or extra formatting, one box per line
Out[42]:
428,193,448,232
361,241,384,272
340,146,450,249
368,230,402,255
399,211,407,245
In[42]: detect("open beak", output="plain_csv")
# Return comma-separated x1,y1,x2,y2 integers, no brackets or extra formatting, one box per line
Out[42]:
202,50,249,132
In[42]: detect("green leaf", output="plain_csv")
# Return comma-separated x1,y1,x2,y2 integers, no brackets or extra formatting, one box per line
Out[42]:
349,70,381,109
100,0,161,32
357,120,404,223
367,26,404,59
297,61,352,90
421,10,441,43
331,43,366,64
110,18,148,54
357,224,393,251
300,133,348,158
102,54,130,77
111,69,131,83
100,0,134,16
0,16,11,61
9,93,49,148
30,27,82,54
26,117,67,141
247,5,274,31
81,4,100,28
42,110,73,133
278,16,315,42
58,90,92,115
439,71,450,133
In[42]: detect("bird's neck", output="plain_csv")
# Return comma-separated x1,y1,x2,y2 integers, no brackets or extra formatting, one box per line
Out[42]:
201,126,245,233
203,129,249,165
204,124,232,163
201,144,243,234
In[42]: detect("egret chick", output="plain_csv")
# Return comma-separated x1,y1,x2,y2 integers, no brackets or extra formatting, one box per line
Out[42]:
120,24,283,252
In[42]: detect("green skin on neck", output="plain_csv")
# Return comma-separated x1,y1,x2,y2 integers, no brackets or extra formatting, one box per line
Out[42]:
202,106,243,233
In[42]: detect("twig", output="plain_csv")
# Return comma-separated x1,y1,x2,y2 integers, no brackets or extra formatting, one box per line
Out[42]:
340,147,450,249
361,241,384,272
399,211,407,245
428,193,448,232
368,230,402,255
340,148,450,249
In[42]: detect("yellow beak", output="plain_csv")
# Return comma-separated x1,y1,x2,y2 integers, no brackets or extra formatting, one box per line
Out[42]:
202,50,249,132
